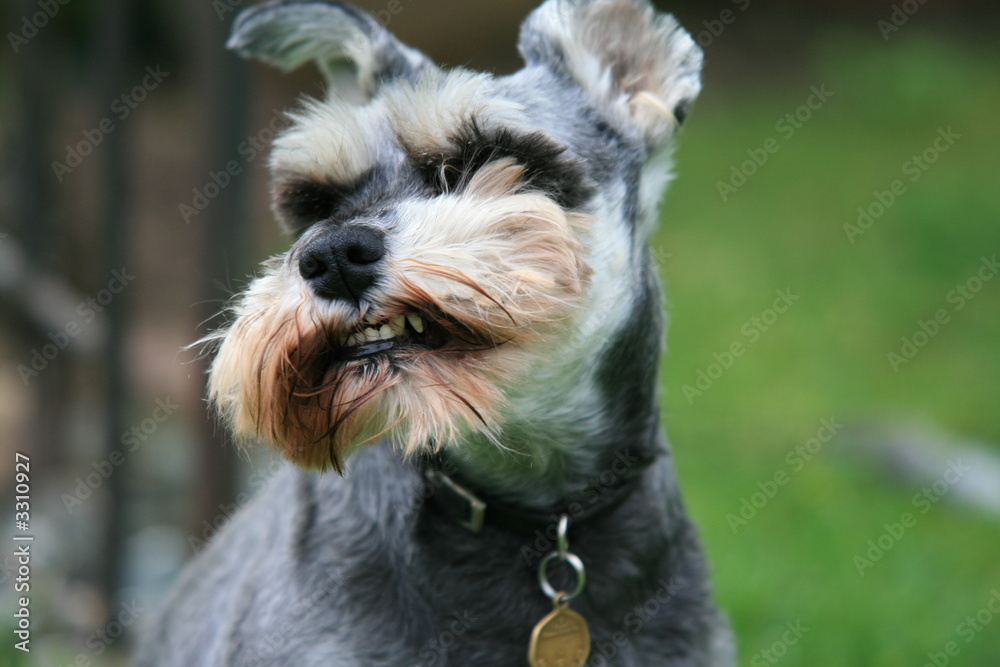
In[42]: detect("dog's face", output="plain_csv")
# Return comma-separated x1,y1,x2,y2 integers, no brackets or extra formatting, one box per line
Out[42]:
209,0,702,472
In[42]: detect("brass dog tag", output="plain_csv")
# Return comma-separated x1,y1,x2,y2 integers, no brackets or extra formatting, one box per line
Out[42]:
528,594,591,667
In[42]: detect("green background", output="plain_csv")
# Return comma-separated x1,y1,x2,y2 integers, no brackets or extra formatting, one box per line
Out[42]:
658,31,1000,666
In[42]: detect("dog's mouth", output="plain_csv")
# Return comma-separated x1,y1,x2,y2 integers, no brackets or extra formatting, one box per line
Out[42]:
331,311,450,362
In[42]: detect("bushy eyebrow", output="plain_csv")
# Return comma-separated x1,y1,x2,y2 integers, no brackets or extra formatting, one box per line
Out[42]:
273,168,381,234
276,179,353,227
404,121,595,209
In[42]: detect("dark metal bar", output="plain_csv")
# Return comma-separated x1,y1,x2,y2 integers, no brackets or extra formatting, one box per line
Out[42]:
95,0,134,623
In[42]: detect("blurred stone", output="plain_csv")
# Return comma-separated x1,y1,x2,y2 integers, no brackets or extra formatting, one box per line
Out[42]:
841,420,1000,516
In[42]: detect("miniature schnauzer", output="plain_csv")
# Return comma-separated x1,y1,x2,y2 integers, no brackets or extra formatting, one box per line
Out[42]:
138,0,733,665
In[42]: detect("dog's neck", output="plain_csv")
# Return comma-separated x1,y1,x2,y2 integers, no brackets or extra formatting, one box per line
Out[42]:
419,448,648,535
435,258,668,509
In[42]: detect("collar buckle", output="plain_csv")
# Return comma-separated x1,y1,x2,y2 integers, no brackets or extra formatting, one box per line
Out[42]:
426,469,487,533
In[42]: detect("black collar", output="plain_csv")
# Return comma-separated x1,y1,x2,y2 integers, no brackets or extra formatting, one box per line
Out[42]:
418,454,645,534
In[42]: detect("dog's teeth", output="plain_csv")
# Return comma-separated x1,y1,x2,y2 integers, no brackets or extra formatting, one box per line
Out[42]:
364,313,378,325
407,313,425,333
345,314,421,347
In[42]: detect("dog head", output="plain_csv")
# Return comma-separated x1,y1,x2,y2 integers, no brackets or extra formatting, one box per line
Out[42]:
208,0,702,473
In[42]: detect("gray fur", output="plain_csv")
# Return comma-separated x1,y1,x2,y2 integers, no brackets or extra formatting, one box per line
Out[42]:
138,447,732,666
137,1,733,664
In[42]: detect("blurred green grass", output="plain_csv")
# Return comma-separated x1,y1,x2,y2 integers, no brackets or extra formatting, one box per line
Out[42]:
657,30,1000,666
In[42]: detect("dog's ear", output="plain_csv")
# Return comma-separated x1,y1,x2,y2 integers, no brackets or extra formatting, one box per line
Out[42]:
228,0,435,103
519,0,702,149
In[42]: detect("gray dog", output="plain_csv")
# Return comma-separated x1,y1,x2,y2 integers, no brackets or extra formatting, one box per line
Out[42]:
137,0,733,664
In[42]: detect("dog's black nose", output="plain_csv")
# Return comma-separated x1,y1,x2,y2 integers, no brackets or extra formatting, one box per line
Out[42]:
298,226,386,302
